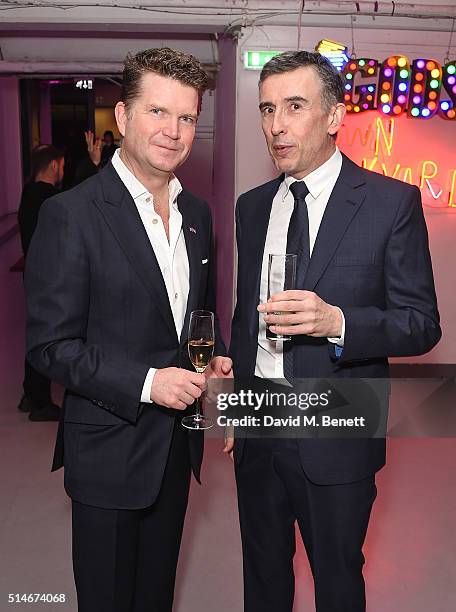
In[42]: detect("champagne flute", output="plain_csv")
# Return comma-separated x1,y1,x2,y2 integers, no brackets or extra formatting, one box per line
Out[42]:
182,310,215,430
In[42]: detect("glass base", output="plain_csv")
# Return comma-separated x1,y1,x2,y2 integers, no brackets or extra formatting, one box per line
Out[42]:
266,335,291,341
182,414,214,430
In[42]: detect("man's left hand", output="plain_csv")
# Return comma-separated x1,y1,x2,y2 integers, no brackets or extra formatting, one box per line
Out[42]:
204,356,233,379
258,290,342,338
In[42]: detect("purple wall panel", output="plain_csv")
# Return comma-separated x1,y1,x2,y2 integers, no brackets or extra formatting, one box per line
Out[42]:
0,77,22,215
212,36,237,347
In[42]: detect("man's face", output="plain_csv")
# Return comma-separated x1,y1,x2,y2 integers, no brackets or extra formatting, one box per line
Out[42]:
259,66,344,179
115,72,199,176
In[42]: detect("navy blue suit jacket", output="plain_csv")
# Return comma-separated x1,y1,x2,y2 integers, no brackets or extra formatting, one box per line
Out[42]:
25,162,225,509
231,153,441,484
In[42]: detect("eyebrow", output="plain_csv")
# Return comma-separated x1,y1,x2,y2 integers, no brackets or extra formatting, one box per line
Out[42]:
145,104,198,119
259,95,309,111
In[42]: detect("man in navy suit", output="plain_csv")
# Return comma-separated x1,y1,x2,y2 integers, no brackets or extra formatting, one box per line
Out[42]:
227,51,441,611
25,48,231,612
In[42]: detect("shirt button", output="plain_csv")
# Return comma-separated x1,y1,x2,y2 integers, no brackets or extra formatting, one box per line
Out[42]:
174,292,178,300
152,218,158,225
145,196,151,203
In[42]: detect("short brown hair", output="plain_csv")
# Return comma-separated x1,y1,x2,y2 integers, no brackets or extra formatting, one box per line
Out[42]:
121,47,210,113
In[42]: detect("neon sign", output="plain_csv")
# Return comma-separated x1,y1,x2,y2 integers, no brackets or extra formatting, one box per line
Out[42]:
316,39,350,72
340,117,456,206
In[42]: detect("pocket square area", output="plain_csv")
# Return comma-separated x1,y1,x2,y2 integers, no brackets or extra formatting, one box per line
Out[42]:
202,259,208,264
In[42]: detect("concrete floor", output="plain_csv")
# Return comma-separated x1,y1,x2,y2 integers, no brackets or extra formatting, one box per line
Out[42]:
1,231,455,611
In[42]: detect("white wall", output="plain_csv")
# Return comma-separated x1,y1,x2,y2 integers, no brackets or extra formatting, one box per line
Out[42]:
235,25,456,363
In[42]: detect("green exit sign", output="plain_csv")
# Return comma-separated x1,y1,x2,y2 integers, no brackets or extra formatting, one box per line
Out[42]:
244,51,280,70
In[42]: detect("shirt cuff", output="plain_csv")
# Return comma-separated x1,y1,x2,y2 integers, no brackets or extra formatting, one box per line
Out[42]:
327,307,345,347
141,368,157,403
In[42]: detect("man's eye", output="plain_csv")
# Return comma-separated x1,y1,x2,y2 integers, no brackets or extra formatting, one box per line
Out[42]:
181,116,195,125
291,103,301,111
262,107,274,115
150,108,161,115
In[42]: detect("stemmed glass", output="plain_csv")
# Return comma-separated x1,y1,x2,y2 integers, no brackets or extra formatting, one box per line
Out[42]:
182,310,215,430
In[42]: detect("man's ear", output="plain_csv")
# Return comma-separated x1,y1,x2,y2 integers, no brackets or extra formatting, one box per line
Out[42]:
328,102,346,136
115,101,128,138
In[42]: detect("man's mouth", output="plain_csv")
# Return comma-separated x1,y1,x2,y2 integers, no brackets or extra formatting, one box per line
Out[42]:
155,144,180,152
273,144,294,157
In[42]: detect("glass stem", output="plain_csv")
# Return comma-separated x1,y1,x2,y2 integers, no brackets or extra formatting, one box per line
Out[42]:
194,397,202,421
194,365,206,421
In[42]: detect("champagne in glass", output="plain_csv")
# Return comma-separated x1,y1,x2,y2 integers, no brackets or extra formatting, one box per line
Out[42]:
182,310,215,430
266,254,297,341
188,339,215,372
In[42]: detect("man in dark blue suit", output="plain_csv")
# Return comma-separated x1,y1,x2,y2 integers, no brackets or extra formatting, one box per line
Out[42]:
25,48,231,612
227,51,441,611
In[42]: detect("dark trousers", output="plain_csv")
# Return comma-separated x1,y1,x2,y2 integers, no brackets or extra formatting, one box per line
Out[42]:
235,438,377,612
23,358,52,405
71,421,191,612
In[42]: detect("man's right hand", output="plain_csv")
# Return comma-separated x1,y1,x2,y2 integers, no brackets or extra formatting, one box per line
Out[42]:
84,130,102,167
150,367,206,410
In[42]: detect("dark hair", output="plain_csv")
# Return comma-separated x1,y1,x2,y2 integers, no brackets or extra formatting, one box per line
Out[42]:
30,144,64,181
121,47,210,113
259,51,344,112
103,130,114,139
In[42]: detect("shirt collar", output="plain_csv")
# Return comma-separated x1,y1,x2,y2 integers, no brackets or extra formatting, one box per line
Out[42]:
282,147,342,201
111,148,183,208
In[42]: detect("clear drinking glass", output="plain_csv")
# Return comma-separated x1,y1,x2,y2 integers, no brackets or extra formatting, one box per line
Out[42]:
266,254,297,342
182,310,215,430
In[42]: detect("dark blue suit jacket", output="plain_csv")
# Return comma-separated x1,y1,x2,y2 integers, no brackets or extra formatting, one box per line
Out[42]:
231,153,441,484
25,162,225,509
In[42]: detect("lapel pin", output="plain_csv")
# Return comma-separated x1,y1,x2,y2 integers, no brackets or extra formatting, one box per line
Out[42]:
189,226,197,234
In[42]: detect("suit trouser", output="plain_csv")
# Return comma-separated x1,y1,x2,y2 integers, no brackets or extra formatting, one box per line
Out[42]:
71,421,191,612
235,437,377,612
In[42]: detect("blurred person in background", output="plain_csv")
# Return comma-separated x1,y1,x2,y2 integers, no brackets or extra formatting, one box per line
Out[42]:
71,130,102,186
17,144,64,421
100,129,119,167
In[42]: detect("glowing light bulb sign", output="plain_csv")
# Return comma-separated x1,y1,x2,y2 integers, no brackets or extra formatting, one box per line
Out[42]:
244,43,455,120
343,55,456,120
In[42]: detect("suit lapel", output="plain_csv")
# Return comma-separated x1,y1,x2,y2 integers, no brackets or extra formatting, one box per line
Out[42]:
95,164,178,341
245,176,283,335
179,191,202,346
304,154,367,290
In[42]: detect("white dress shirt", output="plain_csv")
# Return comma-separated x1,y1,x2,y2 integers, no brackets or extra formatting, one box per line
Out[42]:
111,149,189,402
255,147,345,380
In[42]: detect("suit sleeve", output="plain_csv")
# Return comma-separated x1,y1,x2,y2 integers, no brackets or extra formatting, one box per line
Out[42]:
25,198,149,424
338,185,441,363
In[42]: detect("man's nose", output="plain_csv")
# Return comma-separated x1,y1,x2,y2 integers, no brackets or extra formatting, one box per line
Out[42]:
162,117,180,140
271,110,286,137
